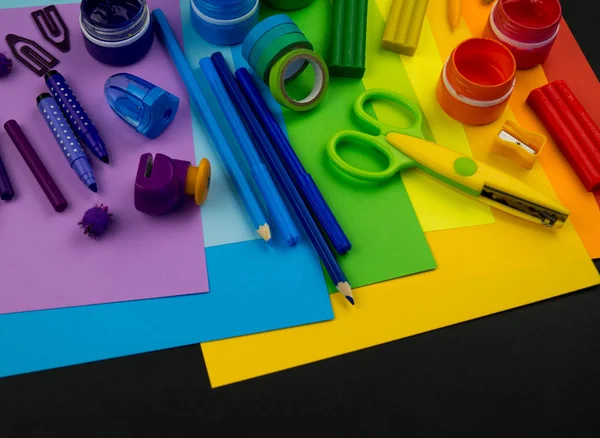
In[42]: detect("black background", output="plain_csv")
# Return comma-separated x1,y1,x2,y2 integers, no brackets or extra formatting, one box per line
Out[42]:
2,2,599,437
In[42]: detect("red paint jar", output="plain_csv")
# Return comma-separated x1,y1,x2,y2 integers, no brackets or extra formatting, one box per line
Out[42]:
437,38,516,125
483,0,562,69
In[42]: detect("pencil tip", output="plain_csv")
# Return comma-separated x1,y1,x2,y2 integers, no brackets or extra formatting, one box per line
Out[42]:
88,183,98,193
257,224,271,242
100,155,109,164
337,281,354,305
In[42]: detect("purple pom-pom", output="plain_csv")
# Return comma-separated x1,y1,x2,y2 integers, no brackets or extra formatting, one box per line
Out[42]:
79,203,113,238
0,52,13,79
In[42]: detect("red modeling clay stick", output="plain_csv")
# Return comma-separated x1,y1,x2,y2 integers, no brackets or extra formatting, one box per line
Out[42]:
528,88,598,181
527,80,600,191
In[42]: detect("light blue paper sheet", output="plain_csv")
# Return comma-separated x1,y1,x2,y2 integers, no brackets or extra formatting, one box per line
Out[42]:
0,0,332,378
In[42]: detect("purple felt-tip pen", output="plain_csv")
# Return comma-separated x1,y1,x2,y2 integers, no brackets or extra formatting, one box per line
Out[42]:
0,145,15,201
4,119,68,212
37,93,98,193
44,70,110,164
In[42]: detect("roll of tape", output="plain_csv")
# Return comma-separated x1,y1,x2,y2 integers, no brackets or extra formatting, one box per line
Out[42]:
242,14,295,61
262,0,315,10
254,32,312,82
247,23,301,67
269,48,329,112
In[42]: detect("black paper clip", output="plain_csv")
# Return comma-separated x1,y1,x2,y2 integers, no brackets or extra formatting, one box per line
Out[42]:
31,5,70,53
5,34,59,77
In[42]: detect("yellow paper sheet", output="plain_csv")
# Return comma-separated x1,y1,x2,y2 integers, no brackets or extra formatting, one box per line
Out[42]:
203,216,598,387
200,1,600,387
366,0,495,232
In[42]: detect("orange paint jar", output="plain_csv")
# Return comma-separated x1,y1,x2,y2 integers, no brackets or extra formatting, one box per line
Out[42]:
436,38,516,126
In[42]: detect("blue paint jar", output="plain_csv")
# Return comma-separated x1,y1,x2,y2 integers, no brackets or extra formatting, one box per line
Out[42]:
190,0,260,45
80,0,154,66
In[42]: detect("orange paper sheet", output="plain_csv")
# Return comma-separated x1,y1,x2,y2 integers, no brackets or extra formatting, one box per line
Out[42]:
460,2,600,258
201,1,599,388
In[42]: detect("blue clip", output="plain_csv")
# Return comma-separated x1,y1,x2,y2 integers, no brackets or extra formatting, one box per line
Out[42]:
104,73,179,139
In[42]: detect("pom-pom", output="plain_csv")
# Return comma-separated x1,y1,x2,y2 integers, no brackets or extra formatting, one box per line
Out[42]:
79,203,113,238
0,52,13,79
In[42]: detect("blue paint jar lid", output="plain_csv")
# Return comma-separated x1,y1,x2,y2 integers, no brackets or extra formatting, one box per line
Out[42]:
191,0,256,21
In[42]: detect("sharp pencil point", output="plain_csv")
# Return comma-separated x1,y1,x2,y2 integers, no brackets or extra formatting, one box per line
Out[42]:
257,224,272,242
337,281,354,305
100,155,110,164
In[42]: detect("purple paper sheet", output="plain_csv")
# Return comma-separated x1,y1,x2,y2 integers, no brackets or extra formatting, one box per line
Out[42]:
0,1,209,315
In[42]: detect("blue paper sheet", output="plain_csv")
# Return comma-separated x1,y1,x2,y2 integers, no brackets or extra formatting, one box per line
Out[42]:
0,0,332,378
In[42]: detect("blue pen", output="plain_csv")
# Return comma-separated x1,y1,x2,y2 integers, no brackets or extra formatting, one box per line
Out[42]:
37,93,97,193
224,73,354,303
203,53,300,246
44,70,110,164
235,68,352,255
152,9,271,244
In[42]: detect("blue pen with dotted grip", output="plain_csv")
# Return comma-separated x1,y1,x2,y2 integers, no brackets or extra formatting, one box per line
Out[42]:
44,70,110,164
37,93,98,193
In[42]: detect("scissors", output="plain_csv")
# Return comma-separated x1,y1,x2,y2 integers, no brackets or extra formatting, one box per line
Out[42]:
327,89,569,229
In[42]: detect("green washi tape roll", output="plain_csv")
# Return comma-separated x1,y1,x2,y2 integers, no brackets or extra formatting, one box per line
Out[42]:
269,48,329,112
255,32,312,83
262,0,315,10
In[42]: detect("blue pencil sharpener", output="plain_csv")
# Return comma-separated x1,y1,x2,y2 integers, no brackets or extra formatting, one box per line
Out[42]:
104,73,180,139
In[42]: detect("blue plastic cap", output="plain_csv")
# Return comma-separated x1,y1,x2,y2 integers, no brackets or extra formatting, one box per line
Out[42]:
104,73,180,139
191,0,256,20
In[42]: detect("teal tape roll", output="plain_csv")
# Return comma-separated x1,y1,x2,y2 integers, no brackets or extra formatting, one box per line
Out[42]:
248,23,302,68
262,0,315,10
254,32,311,82
243,9,326,111
243,14,313,83
242,14,295,60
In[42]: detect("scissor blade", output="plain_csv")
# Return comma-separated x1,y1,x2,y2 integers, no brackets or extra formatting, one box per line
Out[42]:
481,185,568,227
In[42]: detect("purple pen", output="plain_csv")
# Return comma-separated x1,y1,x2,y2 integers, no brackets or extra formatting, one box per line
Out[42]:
0,145,15,201
4,119,68,212
37,93,98,193
44,70,110,164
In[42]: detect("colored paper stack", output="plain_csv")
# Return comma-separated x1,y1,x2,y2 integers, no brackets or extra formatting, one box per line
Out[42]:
0,0,598,392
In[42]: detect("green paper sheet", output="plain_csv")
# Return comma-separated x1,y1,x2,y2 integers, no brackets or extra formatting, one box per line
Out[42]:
261,0,436,292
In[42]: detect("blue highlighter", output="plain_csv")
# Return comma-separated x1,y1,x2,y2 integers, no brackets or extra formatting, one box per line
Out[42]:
104,73,179,139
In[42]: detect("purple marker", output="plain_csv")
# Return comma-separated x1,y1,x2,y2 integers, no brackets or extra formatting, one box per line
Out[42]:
37,93,98,193
44,70,110,164
4,119,68,212
0,145,15,201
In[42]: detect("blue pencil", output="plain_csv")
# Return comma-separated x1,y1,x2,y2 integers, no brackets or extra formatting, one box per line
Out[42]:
235,68,352,255
152,9,271,244
235,69,354,304
202,54,300,247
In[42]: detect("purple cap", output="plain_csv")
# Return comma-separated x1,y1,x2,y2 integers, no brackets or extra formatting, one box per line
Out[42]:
134,153,190,216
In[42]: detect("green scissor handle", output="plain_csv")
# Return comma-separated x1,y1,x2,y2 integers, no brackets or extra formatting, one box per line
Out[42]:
327,89,426,182
354,89,425,138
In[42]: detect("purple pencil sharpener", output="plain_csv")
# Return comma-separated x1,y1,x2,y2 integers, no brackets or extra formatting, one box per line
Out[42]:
134,153,211,216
